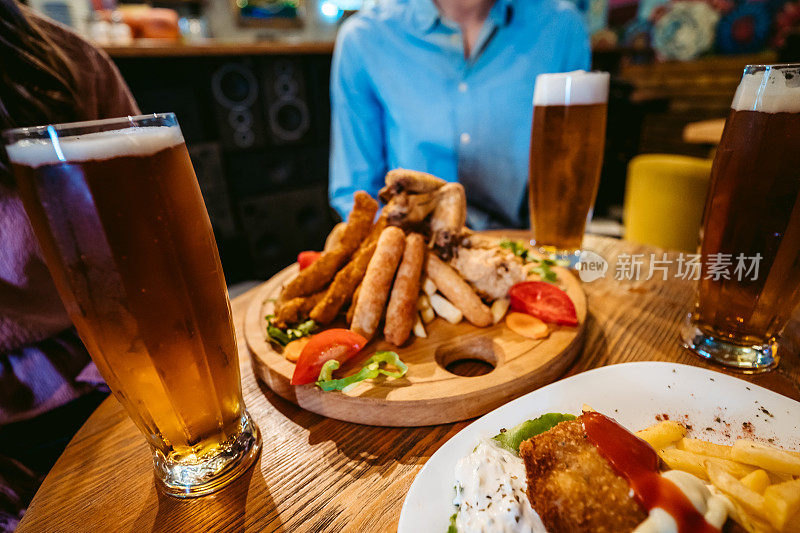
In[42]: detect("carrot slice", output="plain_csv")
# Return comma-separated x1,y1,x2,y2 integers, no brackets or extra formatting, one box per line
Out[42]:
506,312,550,339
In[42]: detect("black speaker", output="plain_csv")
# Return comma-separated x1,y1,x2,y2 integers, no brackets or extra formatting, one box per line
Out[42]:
114,58,210,143
259,58,312,145
224,146,328,196
210,60,268,150
237,185,335,277
305,54,332,144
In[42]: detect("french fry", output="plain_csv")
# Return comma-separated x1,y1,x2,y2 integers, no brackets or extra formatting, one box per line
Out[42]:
658,448,708,480
420,306,435,324
732,440,800,476
429,293,463,324
708,456,758,479
783,518,800,533
768,471,795,484
636,421,687,450
678,438,733,460
417,294,431,311
491,298,510,325
740,469,771,494
763,479,800,531
413,314,427,338
705,461,766,520
726,498,776,533
416,295,435,323
659,448,755,480
422,276,437,296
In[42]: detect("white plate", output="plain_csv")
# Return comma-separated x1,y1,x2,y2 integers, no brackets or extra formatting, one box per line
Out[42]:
398,361,800,533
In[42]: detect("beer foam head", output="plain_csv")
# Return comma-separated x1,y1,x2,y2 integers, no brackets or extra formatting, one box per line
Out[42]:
533,70,610,106
5,126,184,168
731,65,800,113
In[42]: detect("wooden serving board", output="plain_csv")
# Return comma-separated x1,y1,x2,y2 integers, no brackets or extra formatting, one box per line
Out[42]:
244,262,587,426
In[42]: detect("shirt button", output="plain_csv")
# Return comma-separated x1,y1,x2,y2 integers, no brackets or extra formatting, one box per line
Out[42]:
458,82,468,93
460,132,471,144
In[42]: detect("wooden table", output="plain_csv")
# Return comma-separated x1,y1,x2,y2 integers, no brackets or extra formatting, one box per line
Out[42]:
17,235,800,533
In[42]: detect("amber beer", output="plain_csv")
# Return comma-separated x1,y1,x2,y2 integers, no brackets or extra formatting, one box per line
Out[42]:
529,71,609,258
3,114,260,496
683,64,800,371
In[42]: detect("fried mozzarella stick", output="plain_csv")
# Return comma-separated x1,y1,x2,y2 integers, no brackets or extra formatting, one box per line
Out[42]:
311,240,378,324
351,227,406,340
273,291,325,328
324,222,346,251
279,191,377,302
384,233,426,345
346,282,362,325
310,216,388,324
426,255,493,327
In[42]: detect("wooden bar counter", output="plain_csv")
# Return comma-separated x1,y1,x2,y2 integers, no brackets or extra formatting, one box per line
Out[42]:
102,40,335,58
16,234,800,532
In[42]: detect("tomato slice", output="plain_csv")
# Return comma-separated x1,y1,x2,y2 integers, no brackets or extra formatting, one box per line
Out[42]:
508,281,578,327
290,329,367,385
297,251,322,270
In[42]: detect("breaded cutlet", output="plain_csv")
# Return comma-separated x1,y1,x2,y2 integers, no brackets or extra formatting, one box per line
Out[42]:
519,416,646,533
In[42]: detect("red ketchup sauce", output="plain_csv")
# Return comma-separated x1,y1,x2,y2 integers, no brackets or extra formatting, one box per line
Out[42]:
582,412,720,533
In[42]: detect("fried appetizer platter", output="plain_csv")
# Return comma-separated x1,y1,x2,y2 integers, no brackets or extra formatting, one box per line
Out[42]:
451,410,800,533
266,169,581,390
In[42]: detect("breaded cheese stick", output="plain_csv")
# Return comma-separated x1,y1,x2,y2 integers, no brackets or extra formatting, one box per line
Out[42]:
324,222,346,251
279,191,377,301
384,233,426,345
351,226,406,340
273,291,325,328
426,254,492,327
310,215,388,324
346,282,362,325
310,240,378,324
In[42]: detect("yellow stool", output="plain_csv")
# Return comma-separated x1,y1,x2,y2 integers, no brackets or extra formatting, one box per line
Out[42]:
623,154,713,252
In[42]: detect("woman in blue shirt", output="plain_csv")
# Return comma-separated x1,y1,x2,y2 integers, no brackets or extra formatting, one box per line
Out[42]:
329,0,591,229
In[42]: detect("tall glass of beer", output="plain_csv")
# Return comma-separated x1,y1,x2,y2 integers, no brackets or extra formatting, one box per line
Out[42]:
681,64,800,372
529,70,610,264
2,113,261,496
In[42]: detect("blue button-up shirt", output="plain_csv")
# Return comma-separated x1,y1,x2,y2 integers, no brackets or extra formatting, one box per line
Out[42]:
329,0,590,228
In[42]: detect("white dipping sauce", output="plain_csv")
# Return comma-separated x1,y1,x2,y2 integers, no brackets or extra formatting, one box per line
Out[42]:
453,438,546,533
633,470,732,533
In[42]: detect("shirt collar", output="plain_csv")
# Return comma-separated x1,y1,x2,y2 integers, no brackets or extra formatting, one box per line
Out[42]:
487,0,515,28
409,0,515,34
409,0,440,32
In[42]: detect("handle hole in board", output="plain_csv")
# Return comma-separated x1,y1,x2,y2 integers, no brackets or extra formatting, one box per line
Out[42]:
435,337,500,377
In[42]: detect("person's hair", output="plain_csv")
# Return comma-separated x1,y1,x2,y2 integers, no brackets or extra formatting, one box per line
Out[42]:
0,0,82,131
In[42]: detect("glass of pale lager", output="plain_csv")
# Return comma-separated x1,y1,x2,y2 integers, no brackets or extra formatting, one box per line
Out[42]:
3,113,261,497
681,64,800,372
528,70,610,265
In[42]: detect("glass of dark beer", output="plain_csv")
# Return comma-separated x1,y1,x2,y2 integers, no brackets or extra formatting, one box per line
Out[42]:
681,64,800,372
2,113,261,496
528,70,610,264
